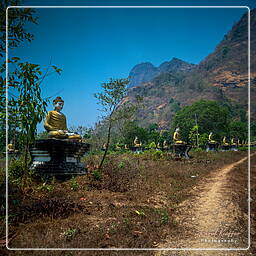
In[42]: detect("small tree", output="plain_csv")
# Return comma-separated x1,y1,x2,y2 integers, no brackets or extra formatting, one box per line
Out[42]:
94,78,140,169
16,62,62,168
0,0,37,152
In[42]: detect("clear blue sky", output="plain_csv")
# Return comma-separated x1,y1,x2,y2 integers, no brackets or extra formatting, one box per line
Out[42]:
9,0,255,131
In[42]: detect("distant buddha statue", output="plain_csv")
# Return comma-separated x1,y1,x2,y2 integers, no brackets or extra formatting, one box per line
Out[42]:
116,142,122,150
231,138,236,145
134,137,142,147
173,127,185,144
208,132,216,143
44,97,81,140
163,140,168,149
7,141,15,153
222,136,229,146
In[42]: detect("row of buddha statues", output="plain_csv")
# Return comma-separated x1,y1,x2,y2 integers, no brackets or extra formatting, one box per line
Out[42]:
109,128,246,151
6,96,248,152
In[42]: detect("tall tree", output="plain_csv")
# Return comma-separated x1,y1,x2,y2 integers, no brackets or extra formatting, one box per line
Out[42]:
94,78,140,169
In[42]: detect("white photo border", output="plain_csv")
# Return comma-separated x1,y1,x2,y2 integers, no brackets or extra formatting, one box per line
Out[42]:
5,5,251,251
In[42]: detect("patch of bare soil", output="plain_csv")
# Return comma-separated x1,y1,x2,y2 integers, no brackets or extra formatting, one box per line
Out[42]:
155,153,255,256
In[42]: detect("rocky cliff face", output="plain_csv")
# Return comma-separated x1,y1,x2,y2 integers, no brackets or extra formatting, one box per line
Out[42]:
158,57,195,73
128,62,159,88
128,58,195,88
125,9,255,129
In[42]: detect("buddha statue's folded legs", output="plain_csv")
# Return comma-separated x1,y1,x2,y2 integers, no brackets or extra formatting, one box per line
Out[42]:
175,140,186,144
48,130,69,139
48,130,82,140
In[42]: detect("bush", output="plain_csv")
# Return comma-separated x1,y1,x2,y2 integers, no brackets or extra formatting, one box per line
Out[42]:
8,159,26,182
92,170,102,181
88,158,139,192
193,147,203,152
70,177,79,191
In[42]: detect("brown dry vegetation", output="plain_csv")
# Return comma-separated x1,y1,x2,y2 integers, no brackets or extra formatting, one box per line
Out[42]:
225,152,256,255
0,150,254,256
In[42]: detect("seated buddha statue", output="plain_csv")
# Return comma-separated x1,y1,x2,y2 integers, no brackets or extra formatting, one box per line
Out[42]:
231,138,236,146
115,142,122,150
163,140,168,149
222,136,229,146
134,137,142,148
44,97,81,140
157,142,162,149
173,128,185,144
7,141,15,153
208,132,216,143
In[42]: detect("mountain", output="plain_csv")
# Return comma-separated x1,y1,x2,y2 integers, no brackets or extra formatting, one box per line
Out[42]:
128,58,195,88
125,9,256,129
158,57,195,73
128,62,159,88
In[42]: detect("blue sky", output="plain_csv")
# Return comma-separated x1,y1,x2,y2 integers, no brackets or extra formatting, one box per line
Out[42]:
9,0,255,131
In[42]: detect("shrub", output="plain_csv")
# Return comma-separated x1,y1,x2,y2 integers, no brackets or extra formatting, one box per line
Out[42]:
60,228,78,240
8,159,26,183
37,182,54,192
92,170,102,181
70,177,79,191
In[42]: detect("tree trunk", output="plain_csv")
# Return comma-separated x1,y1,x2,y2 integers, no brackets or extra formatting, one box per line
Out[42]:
24,137,29,170
98,119,112,170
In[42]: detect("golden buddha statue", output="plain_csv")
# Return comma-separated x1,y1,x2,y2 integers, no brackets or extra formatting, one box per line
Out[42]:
173,128,185,144
222,136,229,146
7,142,15,152
44,97,81,140
134,137,142,147
163,140,168,149
231,138,236,146
208,132,216,143
116,142,122,150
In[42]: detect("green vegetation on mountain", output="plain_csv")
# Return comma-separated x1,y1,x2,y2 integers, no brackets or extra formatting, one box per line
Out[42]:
126,9,255,130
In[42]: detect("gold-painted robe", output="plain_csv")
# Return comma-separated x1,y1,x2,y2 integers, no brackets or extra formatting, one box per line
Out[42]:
44,110,81,140
44,111,67,131
173,131,184,144
44,111,69,139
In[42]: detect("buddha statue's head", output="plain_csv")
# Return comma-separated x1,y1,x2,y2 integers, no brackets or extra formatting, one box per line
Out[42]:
175,127,180,132
53,97,64,112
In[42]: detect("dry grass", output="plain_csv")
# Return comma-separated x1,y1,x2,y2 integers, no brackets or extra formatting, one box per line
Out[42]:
0,150,251,255
225,152,256,254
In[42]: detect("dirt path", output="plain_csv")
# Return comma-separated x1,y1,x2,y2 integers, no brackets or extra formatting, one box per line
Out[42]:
155,154,253,256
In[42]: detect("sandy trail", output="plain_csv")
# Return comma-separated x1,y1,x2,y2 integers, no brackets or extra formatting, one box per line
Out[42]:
155,154,253,256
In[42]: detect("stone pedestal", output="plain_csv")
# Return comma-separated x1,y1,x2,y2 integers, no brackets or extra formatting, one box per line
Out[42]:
221,145,231,151
131,146,144,153
206,142,219,152
230,144,238,151
172,144,192,159
30,139,90,178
